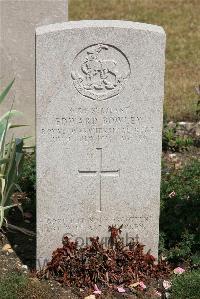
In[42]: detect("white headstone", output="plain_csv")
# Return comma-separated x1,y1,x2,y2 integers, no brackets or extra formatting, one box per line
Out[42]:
36,21,166,266
0,0,68,136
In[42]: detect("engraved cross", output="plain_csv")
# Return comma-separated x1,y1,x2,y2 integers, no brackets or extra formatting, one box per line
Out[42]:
78,148,120,211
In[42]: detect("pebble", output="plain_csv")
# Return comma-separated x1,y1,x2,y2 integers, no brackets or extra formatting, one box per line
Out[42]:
16,261,21,267
168,153,178,162
7,248,14,253
2,244,14,253
2,244,11,251
21,265,28,271
175,162,182,169
178,121,187,126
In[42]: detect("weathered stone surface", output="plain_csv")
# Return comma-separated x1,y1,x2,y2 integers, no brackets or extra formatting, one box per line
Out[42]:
0,0,68,136
36,20,166,266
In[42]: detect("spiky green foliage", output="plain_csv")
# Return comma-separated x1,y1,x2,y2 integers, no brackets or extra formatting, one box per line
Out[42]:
0,80,24,229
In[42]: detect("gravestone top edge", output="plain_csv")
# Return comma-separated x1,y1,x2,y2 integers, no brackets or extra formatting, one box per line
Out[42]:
36,20,165,36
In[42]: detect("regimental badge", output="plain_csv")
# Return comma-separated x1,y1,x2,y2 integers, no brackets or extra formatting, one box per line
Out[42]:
71,44,131,101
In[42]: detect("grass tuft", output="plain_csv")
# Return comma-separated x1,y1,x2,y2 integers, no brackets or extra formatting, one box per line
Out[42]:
171,270,200,299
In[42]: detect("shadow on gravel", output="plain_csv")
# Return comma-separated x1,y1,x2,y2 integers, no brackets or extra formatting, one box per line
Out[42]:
6,209,36,270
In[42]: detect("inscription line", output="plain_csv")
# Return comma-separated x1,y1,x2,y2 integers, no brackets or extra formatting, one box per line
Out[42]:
78,170,97,176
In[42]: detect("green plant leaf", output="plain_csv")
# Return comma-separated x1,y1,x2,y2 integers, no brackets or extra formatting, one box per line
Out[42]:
10,124,28,129
0,110,23,123
0,79,15,105
0,79,25,230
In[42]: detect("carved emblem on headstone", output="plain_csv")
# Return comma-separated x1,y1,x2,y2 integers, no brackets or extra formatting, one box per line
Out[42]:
71,44,131,101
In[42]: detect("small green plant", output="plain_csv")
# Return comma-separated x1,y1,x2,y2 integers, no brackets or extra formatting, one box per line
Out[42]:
160,159,200,263
19,152,36,193
162,124,193,152
171,270,200,299
0,80,24,229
